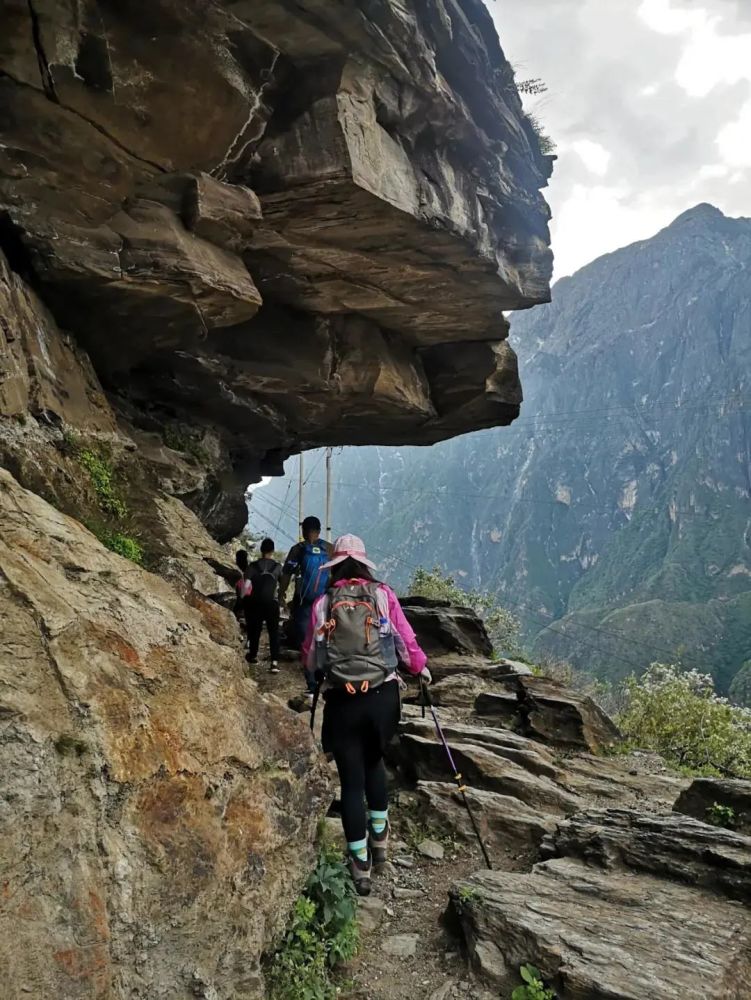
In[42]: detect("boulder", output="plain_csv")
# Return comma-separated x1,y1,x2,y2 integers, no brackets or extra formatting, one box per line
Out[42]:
0,469,331,999
416,782,556,853
674,778,751,836
474,689,524,728
544,807,751,903
517,676,621,751
400,599,494,659
428,674,517,713
445,673,621,754
394,733,579,815
451,859,751,998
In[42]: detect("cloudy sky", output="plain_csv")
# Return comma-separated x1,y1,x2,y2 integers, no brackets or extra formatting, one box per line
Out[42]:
489,0,751,277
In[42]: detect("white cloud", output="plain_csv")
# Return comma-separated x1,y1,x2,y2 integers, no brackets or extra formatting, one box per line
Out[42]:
487,0,751,279
698,163,730,178
639,0,751,97
638,0,707,35
717,100,751,166
676,23,751,96
550,184,678,277
571,139,612,176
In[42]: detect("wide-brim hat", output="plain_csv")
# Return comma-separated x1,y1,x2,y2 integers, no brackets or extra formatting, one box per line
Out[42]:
320,533,378,572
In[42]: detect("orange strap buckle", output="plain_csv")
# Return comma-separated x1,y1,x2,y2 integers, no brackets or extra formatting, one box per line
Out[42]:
345,682,356,695
360,680,369,693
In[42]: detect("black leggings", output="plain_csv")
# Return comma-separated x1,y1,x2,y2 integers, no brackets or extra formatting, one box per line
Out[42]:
323,682,400,843
333,747,388,844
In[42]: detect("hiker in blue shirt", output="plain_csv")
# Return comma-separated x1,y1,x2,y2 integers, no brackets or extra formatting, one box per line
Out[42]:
280,515,332,695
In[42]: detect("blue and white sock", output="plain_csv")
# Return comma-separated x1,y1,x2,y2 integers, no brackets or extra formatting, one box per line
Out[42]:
347,837,368,861
368,809,388,835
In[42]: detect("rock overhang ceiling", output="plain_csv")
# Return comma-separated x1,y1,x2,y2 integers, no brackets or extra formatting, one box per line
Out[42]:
0,0,553,536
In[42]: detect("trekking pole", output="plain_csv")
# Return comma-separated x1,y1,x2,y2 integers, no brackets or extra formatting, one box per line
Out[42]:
420,680,493,870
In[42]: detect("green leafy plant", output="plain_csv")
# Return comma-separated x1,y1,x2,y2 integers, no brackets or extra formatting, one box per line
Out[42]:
705,802,738,830
512,964,555,1000
457,885,477,903
87,523,144,565
267,845,359,1000
407,566,523,658
618,664,751,778
79,449,128,519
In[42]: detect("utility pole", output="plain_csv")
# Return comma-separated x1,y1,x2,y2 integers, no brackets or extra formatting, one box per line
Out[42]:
298,451,304,540
325,447,333,542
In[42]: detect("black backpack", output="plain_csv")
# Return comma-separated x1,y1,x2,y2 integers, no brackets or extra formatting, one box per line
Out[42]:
248,559,279,605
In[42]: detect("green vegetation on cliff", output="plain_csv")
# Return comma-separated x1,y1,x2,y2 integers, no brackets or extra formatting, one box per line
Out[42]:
618,664,751,778
268,845,359,1000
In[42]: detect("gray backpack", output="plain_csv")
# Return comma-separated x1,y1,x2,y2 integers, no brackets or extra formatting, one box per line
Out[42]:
317,582,396,692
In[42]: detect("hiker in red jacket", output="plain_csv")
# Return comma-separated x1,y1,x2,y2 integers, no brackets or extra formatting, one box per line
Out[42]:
302,534,431,895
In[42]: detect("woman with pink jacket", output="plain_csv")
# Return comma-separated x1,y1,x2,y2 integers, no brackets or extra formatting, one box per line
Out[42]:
302,534,431,895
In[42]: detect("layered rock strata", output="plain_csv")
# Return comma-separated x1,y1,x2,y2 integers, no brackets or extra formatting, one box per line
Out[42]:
0,0,552,540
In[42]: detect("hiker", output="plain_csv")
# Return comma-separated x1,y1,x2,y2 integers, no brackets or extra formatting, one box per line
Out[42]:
233,549,253,623
245,538,283,673
302,534,431,896
279,515,332,693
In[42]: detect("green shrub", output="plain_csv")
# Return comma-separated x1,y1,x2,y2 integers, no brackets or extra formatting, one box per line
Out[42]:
105,532,144,565
705,802,737,830
267,845,359,1000
618,664,751,778
407,566,523,658
87,523,144,565
79,449,128,519
512,964,555,1000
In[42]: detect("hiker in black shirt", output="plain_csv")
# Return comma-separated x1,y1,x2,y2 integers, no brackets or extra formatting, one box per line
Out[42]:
245,538,283,673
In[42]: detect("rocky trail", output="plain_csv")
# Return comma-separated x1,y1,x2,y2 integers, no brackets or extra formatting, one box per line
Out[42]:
250,599,751,1000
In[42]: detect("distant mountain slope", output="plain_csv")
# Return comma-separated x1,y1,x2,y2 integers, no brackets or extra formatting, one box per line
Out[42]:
254,205,751,689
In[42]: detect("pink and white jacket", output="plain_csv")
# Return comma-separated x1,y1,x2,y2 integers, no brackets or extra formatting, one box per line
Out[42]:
301,578,427,676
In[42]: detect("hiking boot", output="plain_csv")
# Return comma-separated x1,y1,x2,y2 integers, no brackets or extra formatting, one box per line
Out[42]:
245,654,258,665
268,661,280,674
368,821,389,870
347,852,372,896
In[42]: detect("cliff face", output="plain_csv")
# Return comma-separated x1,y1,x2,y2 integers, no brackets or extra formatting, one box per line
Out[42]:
0,0,552,541
0,469,331,999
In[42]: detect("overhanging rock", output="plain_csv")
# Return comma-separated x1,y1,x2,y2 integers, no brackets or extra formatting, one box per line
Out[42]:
0,0,552,538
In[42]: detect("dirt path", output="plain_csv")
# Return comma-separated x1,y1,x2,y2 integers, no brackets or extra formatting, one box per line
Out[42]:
247,645,509,1000
244,635,685,1000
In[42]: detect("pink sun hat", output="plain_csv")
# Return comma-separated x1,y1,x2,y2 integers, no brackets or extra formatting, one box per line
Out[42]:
321,534,378,572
